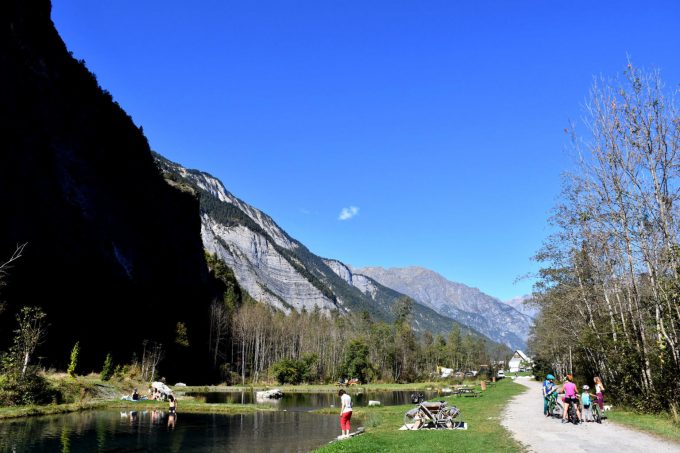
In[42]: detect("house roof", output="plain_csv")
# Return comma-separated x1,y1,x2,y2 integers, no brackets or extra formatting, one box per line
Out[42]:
511,350,531,362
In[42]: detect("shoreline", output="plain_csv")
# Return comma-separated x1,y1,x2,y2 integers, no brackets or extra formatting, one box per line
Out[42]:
0,381,464,420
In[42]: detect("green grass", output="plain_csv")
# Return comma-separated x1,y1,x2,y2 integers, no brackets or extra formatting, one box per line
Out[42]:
0,401,107,419
314,379,525,453
607,408,680,443
0,397,275,419
507,371,533,377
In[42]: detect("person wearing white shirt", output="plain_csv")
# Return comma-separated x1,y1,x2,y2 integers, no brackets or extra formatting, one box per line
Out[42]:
338,389,353,438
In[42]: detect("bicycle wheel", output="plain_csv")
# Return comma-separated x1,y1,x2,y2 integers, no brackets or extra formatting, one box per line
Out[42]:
568,404,579,424
594,406,601,423
551,400,561,418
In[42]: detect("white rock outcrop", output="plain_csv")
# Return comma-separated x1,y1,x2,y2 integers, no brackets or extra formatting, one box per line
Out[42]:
202,216,337,313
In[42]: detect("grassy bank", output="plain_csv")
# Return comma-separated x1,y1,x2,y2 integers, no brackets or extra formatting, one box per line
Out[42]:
0,394,275,419
315,379,525,453
0,372,277,420
0,373,494,421
607,408,680,443
0,401,107,419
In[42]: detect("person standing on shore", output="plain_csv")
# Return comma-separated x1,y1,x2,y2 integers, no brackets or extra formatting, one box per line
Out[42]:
168,394,177,415
338,389,352,439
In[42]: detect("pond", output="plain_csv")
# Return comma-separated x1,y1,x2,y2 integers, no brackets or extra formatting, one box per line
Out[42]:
0,409,339,452
188,389,443,411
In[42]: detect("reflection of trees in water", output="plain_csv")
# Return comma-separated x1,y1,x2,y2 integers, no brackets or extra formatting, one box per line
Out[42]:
0,411,105,451
60,422,70,453
0,410,175,451
0,410,340,451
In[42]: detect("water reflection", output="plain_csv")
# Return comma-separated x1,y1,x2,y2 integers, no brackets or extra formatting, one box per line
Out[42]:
190,389,441,411
0,409,338,452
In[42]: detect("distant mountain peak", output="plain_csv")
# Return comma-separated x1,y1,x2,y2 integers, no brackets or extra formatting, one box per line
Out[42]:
503,295,539,319
353,265,534,350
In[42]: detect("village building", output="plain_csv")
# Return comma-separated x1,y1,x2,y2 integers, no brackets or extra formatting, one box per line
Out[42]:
508,350,532,372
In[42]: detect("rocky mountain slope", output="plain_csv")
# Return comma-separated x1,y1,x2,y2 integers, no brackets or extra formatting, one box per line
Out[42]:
155,155,496,340
0,0,216,380
504,295,538,319
353,266,533,350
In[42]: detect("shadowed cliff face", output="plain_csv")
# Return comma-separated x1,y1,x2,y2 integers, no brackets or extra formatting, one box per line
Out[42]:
0,0,216,381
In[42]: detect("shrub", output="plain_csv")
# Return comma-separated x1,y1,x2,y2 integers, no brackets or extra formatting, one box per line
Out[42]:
271,354,319,385
0,367,55,406
100,353,114,381
271,358,301,385
67,342,79,377
339,339,374,384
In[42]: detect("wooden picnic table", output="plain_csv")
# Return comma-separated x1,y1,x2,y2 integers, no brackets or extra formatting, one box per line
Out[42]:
452,387,482,397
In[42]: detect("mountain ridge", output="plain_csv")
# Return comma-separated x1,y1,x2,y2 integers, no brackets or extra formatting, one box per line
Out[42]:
155,154,506,346
353,266,533,350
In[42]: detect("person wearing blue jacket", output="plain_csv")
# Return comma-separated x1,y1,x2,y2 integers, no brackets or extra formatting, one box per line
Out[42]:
581,385,593,422
542,374,556,416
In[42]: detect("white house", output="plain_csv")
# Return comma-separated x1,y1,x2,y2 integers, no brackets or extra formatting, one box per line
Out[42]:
508,350,532,372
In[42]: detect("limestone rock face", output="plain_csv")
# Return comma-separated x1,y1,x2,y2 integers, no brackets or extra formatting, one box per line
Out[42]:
323,259,377,299
201,217,336,313
158,158,338,314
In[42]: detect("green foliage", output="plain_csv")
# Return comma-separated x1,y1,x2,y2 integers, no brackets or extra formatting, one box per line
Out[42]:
205,252,253,308
100,353,114,381
530,356,554,381
271,358,301,385
0,367,55,406
67,342,79,377
392,296,413,325
113,364,123,380
271,354,318,385
340,339,374,383
175,322,190,347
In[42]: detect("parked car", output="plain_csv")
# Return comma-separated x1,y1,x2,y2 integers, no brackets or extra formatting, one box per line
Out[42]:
497,370,505,379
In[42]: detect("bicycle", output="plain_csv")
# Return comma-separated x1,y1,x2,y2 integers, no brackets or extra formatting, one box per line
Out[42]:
565,395,580,424
591,401,602,424
546,392,561,418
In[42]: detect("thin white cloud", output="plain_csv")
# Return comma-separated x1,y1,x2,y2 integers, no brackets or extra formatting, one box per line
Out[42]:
299,208,311,215
338,206,359,221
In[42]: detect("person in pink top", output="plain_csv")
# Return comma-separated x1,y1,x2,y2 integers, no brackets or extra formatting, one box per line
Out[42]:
560,374,582,423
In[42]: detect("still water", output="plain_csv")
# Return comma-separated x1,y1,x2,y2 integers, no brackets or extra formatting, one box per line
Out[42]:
0,410,339,452
0,391,443,451
189,390,441,411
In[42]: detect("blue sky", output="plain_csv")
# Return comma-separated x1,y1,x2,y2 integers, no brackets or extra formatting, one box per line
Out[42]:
52,1,680,301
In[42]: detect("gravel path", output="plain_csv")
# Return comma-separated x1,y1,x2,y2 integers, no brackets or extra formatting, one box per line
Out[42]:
501,377,680,453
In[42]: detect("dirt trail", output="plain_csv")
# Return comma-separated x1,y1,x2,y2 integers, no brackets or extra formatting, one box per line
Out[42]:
501,377,680,453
